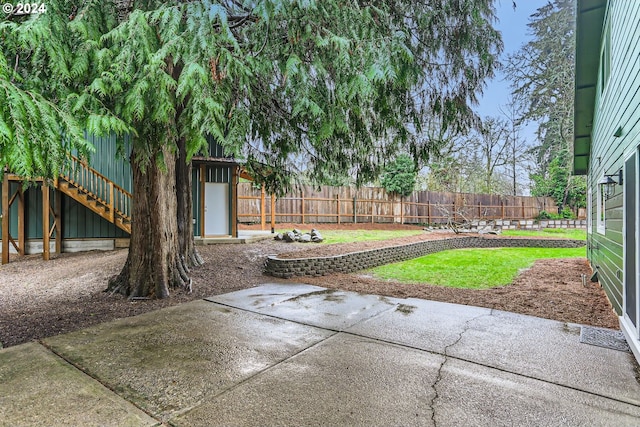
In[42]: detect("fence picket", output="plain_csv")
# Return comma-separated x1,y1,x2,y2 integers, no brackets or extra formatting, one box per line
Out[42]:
237,183,562,225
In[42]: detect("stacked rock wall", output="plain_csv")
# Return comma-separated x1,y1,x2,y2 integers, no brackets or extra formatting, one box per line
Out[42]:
265,236,585,278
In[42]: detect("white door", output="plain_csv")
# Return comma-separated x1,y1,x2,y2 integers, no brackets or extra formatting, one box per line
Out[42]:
204,183,229,236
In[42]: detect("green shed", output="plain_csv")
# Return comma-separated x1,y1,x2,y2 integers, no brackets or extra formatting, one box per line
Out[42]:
1,135,239,262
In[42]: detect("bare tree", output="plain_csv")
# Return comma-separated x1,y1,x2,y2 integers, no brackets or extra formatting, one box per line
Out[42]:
499,96,532,196
472,118,511,194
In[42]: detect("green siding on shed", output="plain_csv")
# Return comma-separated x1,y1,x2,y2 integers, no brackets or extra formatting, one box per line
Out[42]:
1,184,127,240
1,134,132,240
204,135,235,159
581,1,640,315
2,134,235,241
63,196,129,238
81,133,133,192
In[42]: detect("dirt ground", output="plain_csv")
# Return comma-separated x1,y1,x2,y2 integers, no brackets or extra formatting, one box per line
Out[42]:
0,225,619,348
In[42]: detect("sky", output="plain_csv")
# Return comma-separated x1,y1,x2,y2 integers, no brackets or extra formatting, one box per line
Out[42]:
475,0,547,120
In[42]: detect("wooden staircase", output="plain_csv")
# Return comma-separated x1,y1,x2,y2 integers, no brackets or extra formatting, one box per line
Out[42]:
56,154,132,234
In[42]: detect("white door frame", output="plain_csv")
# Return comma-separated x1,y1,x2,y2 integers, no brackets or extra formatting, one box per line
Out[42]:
621,146,640,362
204,182,230,237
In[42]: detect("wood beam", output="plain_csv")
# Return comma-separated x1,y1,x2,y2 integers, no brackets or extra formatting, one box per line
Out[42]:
2,172,9,264
200,164,205,237
55,186,62,254
231,166,238,238
17,185,24,255
42,183,50,261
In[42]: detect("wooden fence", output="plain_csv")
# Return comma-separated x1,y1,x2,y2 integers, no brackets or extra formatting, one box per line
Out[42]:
237,183,559,228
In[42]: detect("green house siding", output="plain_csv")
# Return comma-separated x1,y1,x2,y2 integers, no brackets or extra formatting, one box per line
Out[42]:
578,1,640,315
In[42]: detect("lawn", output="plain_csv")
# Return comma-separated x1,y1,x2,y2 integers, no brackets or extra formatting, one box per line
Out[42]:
277,229,425,244
368,246,587,289
501,228,586,240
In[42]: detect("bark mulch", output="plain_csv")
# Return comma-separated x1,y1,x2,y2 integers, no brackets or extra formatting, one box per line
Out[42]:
0,229,618,349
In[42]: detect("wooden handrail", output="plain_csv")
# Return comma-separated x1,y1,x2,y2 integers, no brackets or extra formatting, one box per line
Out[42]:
63,154,132,198
58,154,132,230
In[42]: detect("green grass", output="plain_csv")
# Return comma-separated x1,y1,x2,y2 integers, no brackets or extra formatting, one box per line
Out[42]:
277,229,424,244
501,228,586,241
369,246,586,289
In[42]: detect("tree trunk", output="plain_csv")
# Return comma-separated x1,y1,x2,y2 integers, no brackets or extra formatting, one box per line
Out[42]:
176,136,203,269
108,144,191,298
562,175,572,209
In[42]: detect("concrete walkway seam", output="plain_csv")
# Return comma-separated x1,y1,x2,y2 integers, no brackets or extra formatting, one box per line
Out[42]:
38,340,164,426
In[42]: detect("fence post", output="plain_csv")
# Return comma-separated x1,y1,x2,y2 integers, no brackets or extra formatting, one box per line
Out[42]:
336,194,340,224
301,192,305,224
260,184,266,230
400,197,404,224
501,201,505,219
478,202,482,219
427,201,431,224
521,200,525,219
353,196,357,224
371,199,374,224
270,193,276,233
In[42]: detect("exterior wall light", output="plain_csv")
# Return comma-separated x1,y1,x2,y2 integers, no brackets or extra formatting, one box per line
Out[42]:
599,169,623,199
613,126,623,137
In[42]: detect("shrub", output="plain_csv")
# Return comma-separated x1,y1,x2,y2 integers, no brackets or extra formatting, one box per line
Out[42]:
535,208,576,220
536,210,554,220
560,207,576,219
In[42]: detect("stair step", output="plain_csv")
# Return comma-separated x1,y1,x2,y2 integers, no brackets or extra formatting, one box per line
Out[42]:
56,169,132,235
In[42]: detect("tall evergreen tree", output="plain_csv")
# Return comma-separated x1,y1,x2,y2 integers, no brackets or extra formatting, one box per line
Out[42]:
380,154,416,198
504,0,584,208
1,1,502,298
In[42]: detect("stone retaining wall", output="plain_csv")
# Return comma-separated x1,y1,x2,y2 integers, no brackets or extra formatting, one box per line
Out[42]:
491,219,587,229
265,236,586,278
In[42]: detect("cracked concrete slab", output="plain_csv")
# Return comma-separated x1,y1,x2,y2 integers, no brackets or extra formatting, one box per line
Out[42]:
172,333,443,427
208,283,399,331
0,343,158,427
433,357,640,426
345,297,492,354
4,284,640,426
446,310,640,405
43,300,333,421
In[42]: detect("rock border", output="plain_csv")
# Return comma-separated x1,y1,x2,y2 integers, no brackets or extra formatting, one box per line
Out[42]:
265,236,586,278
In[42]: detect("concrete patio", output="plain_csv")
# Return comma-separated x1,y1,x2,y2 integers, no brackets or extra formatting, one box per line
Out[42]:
1,283,639,426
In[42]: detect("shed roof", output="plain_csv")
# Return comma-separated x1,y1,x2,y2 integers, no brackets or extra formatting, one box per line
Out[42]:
573,0,607,175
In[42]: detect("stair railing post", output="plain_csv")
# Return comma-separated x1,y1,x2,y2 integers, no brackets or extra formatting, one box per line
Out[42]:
109,182,115,222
